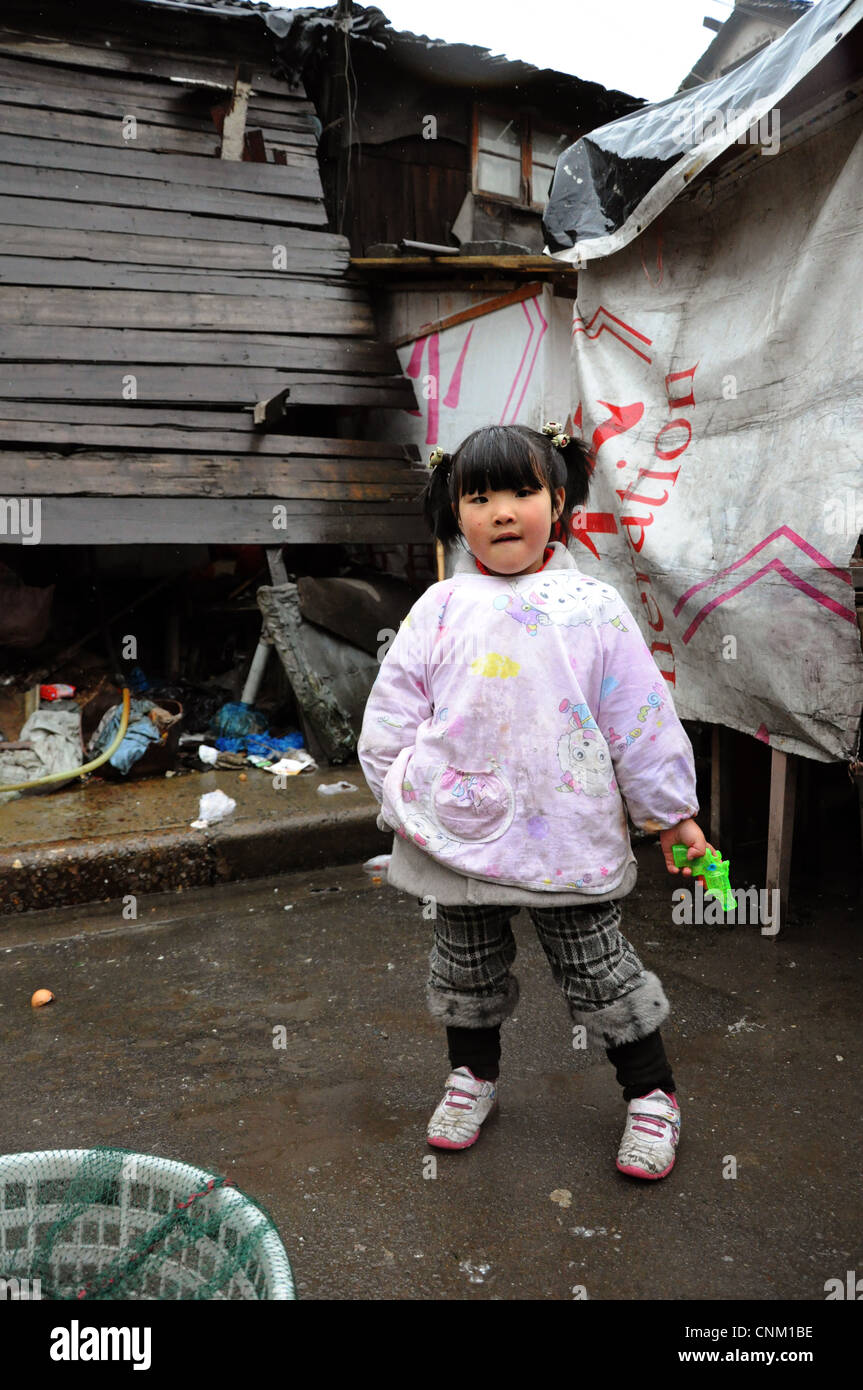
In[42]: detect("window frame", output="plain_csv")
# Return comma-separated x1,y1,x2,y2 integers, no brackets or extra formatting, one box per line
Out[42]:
471,103,577,212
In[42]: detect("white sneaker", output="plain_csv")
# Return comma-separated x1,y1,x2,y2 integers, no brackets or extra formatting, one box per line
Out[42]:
616,1089,680,1179
426,1067,498,1150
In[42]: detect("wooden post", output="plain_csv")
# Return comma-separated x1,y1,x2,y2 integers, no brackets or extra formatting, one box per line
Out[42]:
709,724,721,849
220,65,253,162
765,749,797,935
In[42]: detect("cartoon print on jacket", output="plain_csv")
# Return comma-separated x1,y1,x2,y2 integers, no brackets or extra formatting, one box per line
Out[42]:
606,680,667,755
556,698,616,796
495,574,630,635
491,591,549,636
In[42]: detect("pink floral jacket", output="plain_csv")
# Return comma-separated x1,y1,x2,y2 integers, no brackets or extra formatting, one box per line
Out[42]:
358,542,698,898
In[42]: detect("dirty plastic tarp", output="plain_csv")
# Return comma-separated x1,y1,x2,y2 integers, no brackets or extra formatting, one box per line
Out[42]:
563,100,863,761
257,583,379,764
0,706,83,802
543,0,863,265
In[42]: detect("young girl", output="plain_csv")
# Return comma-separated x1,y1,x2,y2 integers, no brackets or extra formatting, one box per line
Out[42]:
358,422,708,1180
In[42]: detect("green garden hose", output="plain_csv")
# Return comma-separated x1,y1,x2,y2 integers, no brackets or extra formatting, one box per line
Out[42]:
0,688,132,794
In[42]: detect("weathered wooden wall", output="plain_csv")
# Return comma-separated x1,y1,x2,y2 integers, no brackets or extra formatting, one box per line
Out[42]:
0,2,426,544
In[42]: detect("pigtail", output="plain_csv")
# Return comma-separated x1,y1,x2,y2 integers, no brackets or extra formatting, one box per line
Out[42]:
420,447,459,544
541,420,594,533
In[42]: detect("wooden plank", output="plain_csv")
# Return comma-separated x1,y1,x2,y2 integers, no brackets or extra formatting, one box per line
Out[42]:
0,67,316,133
0,456,425,501
0,412,421,459
0,74,311,139
0,100,320,161
0,34,302,99
0,165,327,227
765,749,797,932
0,498,429,546
0,258,366,301
0,195,344,247
391,282,543,348
0,31,274,93
0,225,349,276
0,365,414,408
0,102,222,157
0,288,374,335
0,328,394,374
0,446,426,484
0,133,323,198
0,79,229,134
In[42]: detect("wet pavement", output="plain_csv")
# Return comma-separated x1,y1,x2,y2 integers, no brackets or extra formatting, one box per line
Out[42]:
0,842,860,1303
0,760,385,912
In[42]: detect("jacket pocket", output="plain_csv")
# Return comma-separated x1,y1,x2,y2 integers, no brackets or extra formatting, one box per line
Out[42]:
429,762,515,843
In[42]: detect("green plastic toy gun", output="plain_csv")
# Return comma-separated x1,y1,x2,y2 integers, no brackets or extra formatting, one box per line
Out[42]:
671,844,735,911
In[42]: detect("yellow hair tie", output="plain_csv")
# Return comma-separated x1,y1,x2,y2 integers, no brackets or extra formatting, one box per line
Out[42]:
428,446,447,468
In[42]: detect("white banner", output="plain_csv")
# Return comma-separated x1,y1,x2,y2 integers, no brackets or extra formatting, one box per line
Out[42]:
566,114,863,762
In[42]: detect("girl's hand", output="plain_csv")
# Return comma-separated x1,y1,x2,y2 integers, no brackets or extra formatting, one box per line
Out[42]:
659,818,709,876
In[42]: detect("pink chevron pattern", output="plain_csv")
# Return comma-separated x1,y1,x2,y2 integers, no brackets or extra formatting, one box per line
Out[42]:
500,294,547,423
399,290,546,442
571,305,653,364
673,526,855,644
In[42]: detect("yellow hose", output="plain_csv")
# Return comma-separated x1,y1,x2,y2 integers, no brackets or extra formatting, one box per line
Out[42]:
0,688,132,794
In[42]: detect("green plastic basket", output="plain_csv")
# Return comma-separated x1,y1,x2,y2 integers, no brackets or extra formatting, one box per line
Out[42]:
0,1149,295,1301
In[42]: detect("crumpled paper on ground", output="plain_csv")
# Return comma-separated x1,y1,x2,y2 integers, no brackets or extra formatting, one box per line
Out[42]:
190,789,237,829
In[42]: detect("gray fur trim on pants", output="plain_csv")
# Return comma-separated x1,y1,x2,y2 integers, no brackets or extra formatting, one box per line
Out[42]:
570,970,670,1048
426,974,520,1028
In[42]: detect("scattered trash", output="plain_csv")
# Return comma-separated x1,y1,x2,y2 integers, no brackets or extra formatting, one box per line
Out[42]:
265,750,317,777
317,781,357,795
198,745,246,770
550,1189,572,1209
40,684,76,702
210,701,268,742
11,860,22,869
190,790,237,829
727,1017,766,1034
30,989,54,1008
571,1226,608,1237
0,706,83,801
458,1260,491,1284
85,692,182,778
836,1055,844,1061
283,905,294,912
363,855,392,873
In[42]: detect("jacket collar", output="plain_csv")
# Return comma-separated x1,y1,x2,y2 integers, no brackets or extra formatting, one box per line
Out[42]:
451,539,579,576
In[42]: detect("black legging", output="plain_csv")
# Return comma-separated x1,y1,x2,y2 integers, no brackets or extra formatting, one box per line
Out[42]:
447,1024,675,1101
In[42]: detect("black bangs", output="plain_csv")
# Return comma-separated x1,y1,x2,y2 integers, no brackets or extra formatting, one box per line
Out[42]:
419,421,592,546
454,425,558,498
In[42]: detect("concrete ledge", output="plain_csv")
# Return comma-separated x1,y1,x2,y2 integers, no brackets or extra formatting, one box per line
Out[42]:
0,762,390,914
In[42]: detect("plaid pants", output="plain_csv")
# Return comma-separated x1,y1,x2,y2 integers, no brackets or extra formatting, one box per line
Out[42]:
427,900,670,1050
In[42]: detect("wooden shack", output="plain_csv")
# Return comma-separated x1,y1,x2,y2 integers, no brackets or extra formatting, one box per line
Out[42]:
0,0,427,550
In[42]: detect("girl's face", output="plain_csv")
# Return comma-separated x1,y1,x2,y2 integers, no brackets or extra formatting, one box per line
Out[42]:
456,480,565,577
